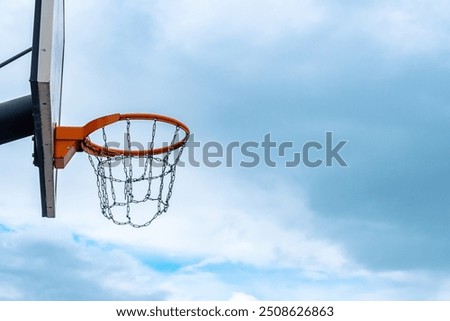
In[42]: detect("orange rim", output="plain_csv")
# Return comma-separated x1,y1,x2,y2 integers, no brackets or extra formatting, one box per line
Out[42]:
80,113,190,157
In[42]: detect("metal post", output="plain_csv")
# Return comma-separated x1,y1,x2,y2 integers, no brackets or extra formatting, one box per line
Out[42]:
0,47,32,69
0,95,34,145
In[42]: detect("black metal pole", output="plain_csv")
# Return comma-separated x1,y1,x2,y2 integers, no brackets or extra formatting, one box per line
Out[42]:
0,47,32,69
0,95,34,145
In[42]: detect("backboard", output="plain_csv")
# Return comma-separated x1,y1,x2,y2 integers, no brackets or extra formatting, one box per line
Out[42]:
30,0,65,218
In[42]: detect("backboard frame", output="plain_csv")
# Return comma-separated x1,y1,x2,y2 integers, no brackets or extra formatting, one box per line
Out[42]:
30,0,65,218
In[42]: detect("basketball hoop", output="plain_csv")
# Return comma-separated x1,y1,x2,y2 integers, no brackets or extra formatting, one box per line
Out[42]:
54,113,190,227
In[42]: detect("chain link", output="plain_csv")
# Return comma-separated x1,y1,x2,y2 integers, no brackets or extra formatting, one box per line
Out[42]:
86,118,188,228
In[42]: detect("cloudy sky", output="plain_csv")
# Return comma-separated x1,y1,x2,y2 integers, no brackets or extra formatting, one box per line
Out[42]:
1,0,450,300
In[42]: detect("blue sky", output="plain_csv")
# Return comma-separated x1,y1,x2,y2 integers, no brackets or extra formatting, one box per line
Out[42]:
0,0,450,300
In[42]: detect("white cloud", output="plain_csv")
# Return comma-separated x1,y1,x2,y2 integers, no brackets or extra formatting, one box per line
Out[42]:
0,0,33,49
0,0,34,101
141,0,450,60
0,283,22,300
148,0,328,52
229,292,257,301
434,279,450,300
2,224,448,300
0,225,226,300
355,0,450,57
52,165,351,277
0,225,246,300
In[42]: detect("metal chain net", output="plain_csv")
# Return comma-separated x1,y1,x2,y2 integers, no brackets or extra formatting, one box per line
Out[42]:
87,119,186,228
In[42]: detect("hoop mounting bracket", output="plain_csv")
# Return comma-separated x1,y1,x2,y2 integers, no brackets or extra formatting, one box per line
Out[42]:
54,113,121,168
